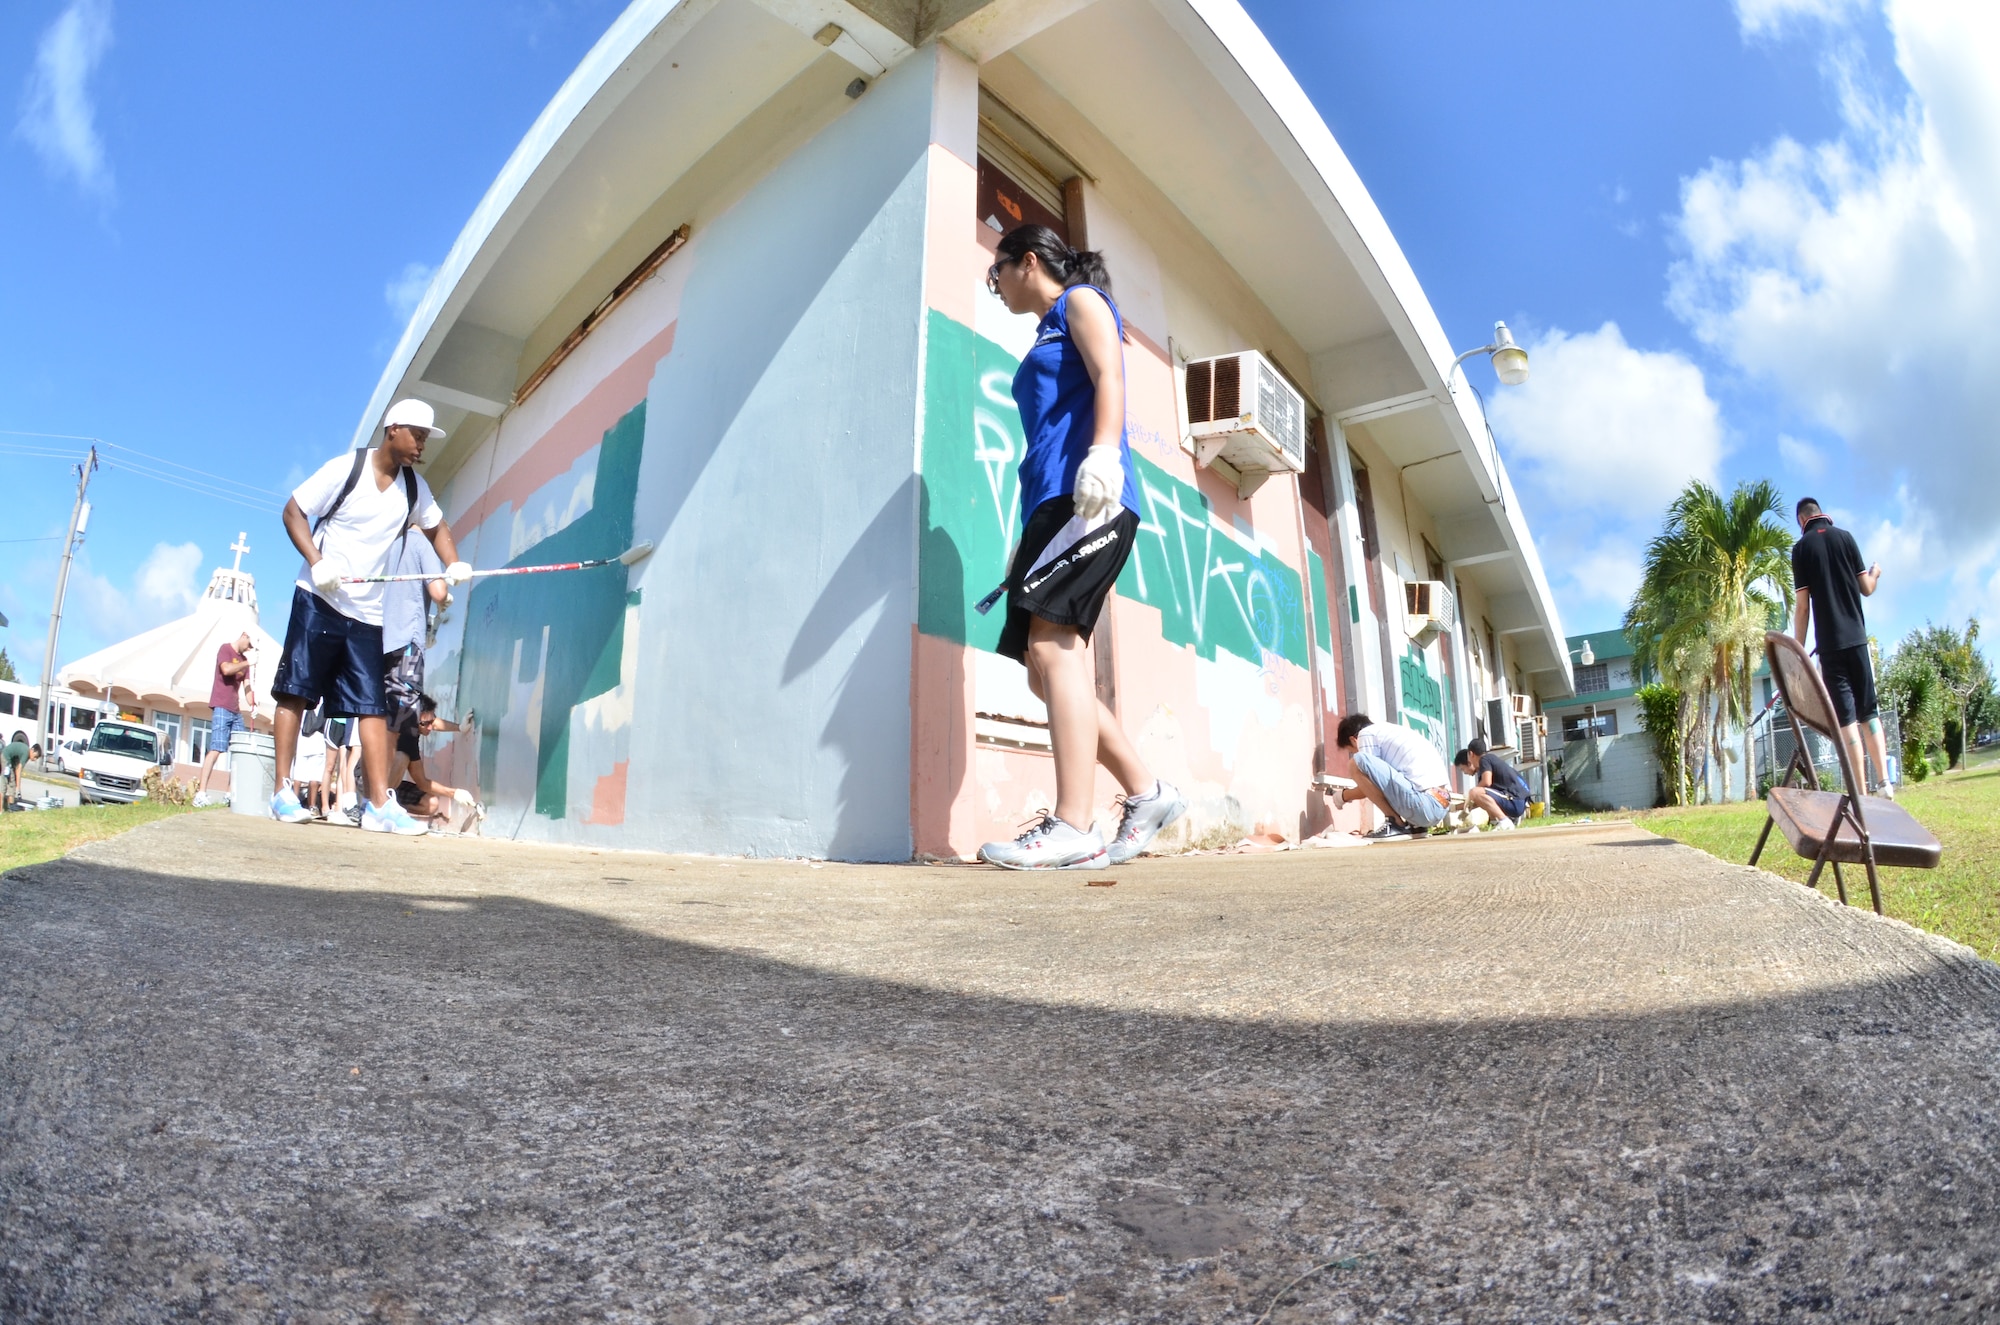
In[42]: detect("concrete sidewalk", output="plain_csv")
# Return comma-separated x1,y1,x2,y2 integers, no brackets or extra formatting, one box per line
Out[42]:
3,815,1997,1322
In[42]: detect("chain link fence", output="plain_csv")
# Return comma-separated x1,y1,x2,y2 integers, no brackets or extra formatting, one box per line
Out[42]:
1747,697,1902,795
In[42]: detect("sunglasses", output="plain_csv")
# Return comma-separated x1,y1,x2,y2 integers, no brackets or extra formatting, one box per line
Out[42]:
985,254,1022,296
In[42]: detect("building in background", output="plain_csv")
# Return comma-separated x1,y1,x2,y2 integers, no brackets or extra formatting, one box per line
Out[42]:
58,539,280,784
1549,628,1781,810
1546,630,1658,810
350,0,1573,860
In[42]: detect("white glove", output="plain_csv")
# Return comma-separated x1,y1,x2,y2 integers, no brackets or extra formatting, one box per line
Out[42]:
310,556,345,592
1073,446,1123,520
452,787,476,808
444,561,473,587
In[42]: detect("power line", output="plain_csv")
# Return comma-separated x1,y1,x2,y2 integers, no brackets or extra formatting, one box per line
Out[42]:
2,427,286,509
0,535,66,544
98,460,278,513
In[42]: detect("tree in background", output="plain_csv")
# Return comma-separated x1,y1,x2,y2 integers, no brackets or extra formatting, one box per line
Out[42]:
1634,682,1687,806
1624,479,1793,803
0,649,15,683
1881,621,1994,774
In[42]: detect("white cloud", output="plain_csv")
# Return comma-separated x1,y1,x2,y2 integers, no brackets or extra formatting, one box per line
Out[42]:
135,541,202,615
1487,323,1726,629
1737,0,1874,37
1671,0,2000,560
15,0,114,198
1488,322,1725,520
1777,433,1827,477
385,261,437,324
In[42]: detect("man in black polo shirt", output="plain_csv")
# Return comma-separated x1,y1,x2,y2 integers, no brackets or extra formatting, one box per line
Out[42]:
1791,497,1892,796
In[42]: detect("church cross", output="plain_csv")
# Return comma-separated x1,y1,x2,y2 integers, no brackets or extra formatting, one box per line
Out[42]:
229,531,250,572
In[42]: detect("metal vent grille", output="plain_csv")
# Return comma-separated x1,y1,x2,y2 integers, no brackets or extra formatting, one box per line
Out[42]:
1185,359,1212,423
1212,355,1240,419
1253,358,1303,465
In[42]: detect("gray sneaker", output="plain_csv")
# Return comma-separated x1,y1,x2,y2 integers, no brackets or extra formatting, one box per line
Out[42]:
979,813,1109,870
1106,779,1187,863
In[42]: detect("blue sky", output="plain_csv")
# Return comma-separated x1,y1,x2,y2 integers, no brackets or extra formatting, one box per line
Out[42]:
3,0,1994,683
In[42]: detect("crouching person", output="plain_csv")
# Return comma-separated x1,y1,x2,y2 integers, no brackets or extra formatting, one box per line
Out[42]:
1333,713,1451,840
1456,746,1529,831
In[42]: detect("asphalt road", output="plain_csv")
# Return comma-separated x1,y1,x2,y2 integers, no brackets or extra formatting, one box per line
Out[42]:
3,814,1997,1322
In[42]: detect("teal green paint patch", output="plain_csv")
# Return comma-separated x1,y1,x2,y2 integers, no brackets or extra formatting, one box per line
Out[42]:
917,309,1022,653
1307,550,1332,653
1349,584,1360,623
459,402,645,819
1116,452,1307,669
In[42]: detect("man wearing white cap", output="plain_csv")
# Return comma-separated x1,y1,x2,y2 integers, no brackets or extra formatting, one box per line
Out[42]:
267,399,472,834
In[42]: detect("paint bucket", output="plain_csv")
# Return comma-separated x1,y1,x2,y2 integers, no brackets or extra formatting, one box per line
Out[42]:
1528,799,1546,819
228,732,277,816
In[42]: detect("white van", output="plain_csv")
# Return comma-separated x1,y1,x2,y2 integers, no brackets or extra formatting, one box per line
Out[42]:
77,721,169,805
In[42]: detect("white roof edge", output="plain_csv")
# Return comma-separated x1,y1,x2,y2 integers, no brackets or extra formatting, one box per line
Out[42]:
1175,0,1568,679
348,0,715,451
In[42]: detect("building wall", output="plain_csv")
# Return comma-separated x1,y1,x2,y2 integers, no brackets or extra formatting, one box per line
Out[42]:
910,44,1358,857
426,45,940,860
1558,728,1658,811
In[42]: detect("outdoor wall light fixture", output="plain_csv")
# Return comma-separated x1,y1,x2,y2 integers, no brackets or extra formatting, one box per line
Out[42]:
1452,321,1530,386
1573,639,1596,668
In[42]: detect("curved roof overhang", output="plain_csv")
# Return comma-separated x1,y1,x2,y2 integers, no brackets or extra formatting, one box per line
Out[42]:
358,0,1569,694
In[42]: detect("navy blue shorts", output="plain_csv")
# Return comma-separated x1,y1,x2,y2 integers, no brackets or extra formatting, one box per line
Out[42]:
1487,789,1528,821
272,587,387,718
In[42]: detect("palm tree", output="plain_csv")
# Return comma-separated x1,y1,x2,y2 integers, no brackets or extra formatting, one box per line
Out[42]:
1625,480,1793,802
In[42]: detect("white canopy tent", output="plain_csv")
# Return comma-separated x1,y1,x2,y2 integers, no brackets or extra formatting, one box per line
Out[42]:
59,552,281,730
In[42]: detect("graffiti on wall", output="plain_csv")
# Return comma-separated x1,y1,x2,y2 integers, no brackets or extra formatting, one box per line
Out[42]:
457,402,646,821
917,309,1308,672
1397,643,1455,755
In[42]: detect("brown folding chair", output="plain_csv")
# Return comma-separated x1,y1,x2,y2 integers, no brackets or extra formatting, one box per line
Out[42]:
1750,631,1940,913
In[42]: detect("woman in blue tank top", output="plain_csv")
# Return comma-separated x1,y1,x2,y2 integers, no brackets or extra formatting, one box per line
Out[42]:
978,224,1185,871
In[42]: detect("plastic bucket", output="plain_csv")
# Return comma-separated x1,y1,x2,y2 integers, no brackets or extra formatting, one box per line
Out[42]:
228,732,277,816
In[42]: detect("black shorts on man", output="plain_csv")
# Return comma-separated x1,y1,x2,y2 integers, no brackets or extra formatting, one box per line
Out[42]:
997,496,1140,663
1818,642,1878,727
272,586,387,718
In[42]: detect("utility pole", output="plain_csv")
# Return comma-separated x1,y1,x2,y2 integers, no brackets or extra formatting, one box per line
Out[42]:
37,445,97,760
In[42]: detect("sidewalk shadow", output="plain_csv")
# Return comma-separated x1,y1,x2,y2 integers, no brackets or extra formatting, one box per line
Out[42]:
4,861,1998,1322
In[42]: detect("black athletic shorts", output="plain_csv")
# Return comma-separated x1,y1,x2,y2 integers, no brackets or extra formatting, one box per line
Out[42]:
997,497,1141,663
272,587,387,718
1817,642,1878,727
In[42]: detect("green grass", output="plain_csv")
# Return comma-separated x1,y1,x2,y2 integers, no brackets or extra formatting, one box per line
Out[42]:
1,799,205,877
1617,767,2000,961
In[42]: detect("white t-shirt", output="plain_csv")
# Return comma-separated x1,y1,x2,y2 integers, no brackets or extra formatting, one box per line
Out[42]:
1357,722,1451,792
292,452,444,626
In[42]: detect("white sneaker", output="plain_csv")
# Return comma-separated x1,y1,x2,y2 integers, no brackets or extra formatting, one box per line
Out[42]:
1107,780,1187,863
361,799,428,837
269,785,314,824
1495,815,1518,832
979,813,1109,870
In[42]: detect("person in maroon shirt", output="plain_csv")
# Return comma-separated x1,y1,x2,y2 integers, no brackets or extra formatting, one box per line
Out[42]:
196,632,255,797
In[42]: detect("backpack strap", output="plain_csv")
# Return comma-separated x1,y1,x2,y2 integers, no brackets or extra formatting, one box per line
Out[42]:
312,449,371,543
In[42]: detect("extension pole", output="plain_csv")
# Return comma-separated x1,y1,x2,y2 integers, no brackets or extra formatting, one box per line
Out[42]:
37,446,97,761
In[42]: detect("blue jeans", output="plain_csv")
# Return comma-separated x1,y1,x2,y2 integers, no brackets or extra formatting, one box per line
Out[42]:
1352,751,1448,828
209,706,249,753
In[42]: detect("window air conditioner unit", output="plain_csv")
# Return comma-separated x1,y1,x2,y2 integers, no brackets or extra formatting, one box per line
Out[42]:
1404,579,1455,645
1510,693,1534,720
1183,351,1306,499
1485,698,1512,749
1517,714,1547,763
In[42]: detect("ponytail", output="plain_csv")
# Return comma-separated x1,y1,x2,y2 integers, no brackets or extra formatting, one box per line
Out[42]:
996,223,1113,293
